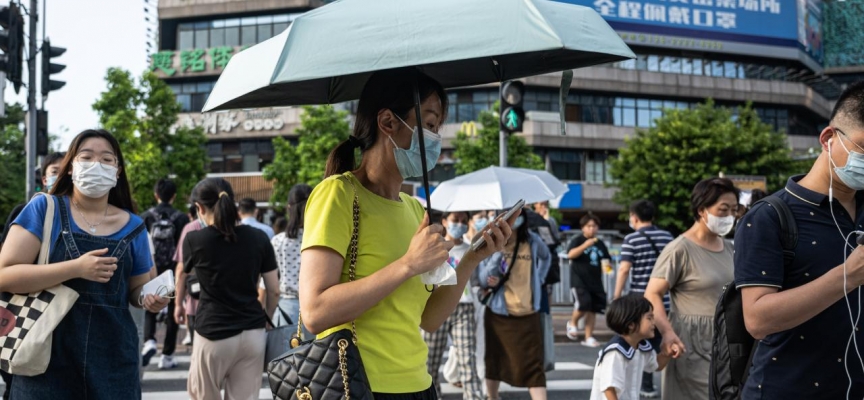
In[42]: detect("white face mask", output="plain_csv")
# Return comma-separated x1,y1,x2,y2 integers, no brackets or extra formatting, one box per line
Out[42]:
72,162,118,198
703,212,735,236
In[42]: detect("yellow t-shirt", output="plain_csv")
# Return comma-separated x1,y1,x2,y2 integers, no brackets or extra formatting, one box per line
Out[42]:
302,172,431,393
503,241,534,316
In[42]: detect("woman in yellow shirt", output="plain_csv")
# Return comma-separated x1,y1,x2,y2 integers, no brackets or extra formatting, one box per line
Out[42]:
300,67,515,399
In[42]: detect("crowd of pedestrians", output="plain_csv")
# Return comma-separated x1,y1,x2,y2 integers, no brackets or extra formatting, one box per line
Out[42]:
0,70,864,400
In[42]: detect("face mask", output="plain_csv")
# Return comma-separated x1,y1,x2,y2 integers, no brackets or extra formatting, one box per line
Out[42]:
703,212,735,236
513,215,525,229
447,222,468,239
831,135,864,190
72,162,118,198
473,217,489,232
388,114,442,179
45,175,58,192
628,216,636,231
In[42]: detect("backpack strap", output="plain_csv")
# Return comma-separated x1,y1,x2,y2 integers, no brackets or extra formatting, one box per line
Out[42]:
752,196,798,268
636,230,661,257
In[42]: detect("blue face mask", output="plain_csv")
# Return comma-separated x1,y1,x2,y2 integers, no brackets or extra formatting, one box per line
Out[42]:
473,217,489,232
388,114,442,179
832,133,864,191
44,175,57,192
513,215,525,229
447,222,468,239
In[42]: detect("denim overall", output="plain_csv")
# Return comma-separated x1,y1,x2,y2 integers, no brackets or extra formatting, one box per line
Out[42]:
12,196,145,399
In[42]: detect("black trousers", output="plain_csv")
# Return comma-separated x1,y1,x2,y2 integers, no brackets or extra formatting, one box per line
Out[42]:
373,385,437,400
1,369,11,400
144,295,178,356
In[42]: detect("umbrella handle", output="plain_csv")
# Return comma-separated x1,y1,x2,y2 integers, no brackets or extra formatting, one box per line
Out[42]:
413,82,434,218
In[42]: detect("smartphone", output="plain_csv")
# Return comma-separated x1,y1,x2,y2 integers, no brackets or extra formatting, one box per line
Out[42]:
470,199,525,252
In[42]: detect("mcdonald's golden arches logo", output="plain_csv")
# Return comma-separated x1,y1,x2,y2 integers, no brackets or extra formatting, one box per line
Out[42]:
461,121,478,136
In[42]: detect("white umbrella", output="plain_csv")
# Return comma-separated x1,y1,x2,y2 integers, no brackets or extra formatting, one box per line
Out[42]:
430,166,562,211
511,168,569,198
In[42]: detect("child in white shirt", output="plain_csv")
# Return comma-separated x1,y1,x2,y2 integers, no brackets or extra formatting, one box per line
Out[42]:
590,294,678,400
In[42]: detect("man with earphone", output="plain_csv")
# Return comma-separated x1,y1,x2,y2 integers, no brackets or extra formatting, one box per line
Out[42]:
733,82,864,399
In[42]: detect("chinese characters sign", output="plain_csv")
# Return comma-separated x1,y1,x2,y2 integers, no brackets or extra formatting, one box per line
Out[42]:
175,109,289,136
151,46,244,77
558,0,797,42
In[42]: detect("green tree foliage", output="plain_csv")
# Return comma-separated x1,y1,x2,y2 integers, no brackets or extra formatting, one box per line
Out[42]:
0,104,27,224
451,102,544,174
264,105,350,206
93,68,208,211
609,100,801,234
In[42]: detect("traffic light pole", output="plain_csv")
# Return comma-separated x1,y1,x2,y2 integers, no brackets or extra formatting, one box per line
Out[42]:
25,0,37,199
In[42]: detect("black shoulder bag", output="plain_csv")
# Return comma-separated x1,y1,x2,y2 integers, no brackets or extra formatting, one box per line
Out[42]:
267,176,373,400
478,243,521,305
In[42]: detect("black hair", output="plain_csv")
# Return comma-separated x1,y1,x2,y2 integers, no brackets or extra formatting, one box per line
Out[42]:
41,152,65,177
286,184,313,239
749,189,768,207
192,178,238,242
188,203,198,219
629,200,656,222
154,178,177,203
690,177,740,221
606,294,654,336
238,198,257,215
442,211,470,221
51,129,136,212
324,67,449,177
830,81,864,127
272,217,288,236
580,212,601,228
515,208,531,245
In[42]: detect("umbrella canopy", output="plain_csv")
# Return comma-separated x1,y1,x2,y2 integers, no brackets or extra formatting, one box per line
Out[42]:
511,167,569,198
429,166,560,212
202,0,634,111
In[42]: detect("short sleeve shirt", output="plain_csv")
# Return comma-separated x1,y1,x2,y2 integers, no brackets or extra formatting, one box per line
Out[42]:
651,236,733,317
13,195,152,276
567,235,610,293
734,175,864,399
590,336,659,400
301,172,430,393
620,226,674,293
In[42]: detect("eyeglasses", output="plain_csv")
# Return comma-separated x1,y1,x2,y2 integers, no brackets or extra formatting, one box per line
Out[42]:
74,152,118,166
834,127,864,153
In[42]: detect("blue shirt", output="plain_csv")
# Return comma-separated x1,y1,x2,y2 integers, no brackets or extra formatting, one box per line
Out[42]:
734,175,864,399
13,195,152,276
240,216,274,239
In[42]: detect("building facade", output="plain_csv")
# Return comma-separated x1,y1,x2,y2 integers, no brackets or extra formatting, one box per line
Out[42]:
155,0,837,229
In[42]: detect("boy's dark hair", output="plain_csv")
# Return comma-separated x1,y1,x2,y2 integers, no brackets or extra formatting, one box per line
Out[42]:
41,152,65,177
154,178,177,203
830,81,864,128
690,177,740,221
238,198,257,215
629,200,655,222
580,212,601,227
606,294,653,336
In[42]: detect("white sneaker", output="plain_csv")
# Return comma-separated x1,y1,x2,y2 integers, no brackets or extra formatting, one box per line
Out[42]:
182,332,192,346
158,354,178,370
141,339,157,367
581,337,601,347
565,321,579,341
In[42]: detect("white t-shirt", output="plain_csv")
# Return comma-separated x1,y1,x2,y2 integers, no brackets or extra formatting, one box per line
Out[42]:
590,337,659,400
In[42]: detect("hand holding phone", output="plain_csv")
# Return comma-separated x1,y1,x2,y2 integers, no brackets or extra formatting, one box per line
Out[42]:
470,199,525,252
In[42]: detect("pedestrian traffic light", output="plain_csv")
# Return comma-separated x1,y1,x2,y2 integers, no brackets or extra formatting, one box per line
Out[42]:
36,110,48,156
500,81,525,134
0,4,24,93
41,39,66,98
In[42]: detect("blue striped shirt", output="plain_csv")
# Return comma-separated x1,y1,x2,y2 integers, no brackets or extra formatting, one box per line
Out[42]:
620,226,674,306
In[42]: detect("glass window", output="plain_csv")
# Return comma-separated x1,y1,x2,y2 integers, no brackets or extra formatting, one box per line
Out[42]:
241,17,257,26
273,15,290,23
240,141,258,155
207,143,222,157
659,57,671,73
524,101,538,111
622,98,635,107
197,82,213,92
241,26,257,46
210,27,225,47
670,58,681,74
636,54,648,70
195,28,208,48
637,109,650,128
650,110,662,126
620,59,636,70
177,94,191,112
724,62,737,78
650,100,663,109
190,94,207,112
458,103,472,122
183,83,197,93
210,157,225,173
538,91,552,102
225,156,243,173
693,59,703,76
623,108,636,126
225,27,240,47
179,30,194,50
213,20,225,28
648,55,659,72
473,91,488,102
222,142,240,155
637,99,649,108
258,24,272,40
225,19,240,27
257,16,274,24
664,100,676,109
712,61,723,77
681,58,692,75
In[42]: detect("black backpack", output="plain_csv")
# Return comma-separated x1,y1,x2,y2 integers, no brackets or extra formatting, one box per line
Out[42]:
148,208,182,269
709,196,797,400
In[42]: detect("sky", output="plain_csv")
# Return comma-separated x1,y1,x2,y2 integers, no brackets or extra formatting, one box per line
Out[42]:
2,0,149,150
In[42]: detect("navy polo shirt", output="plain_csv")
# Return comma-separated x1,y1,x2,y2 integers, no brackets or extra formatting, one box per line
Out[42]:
734,175,864,399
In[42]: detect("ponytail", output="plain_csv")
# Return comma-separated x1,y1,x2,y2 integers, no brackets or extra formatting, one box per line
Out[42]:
191,178,238,242
213,192,238,242
324,139,358,178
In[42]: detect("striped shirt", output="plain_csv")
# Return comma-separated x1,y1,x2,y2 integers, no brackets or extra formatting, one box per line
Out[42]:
620,226,674,307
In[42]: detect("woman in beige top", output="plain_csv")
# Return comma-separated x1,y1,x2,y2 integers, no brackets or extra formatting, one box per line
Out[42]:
644,177,739,400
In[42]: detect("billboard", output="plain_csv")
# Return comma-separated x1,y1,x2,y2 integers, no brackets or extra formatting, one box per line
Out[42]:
798,0,823,64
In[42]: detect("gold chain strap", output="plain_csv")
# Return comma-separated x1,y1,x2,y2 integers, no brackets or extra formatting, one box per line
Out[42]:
338,339,351,400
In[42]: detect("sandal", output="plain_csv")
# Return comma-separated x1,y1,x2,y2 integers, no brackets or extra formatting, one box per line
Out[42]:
566,321,579,341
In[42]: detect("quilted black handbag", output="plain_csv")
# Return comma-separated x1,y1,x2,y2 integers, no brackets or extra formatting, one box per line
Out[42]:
267,176,374,400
